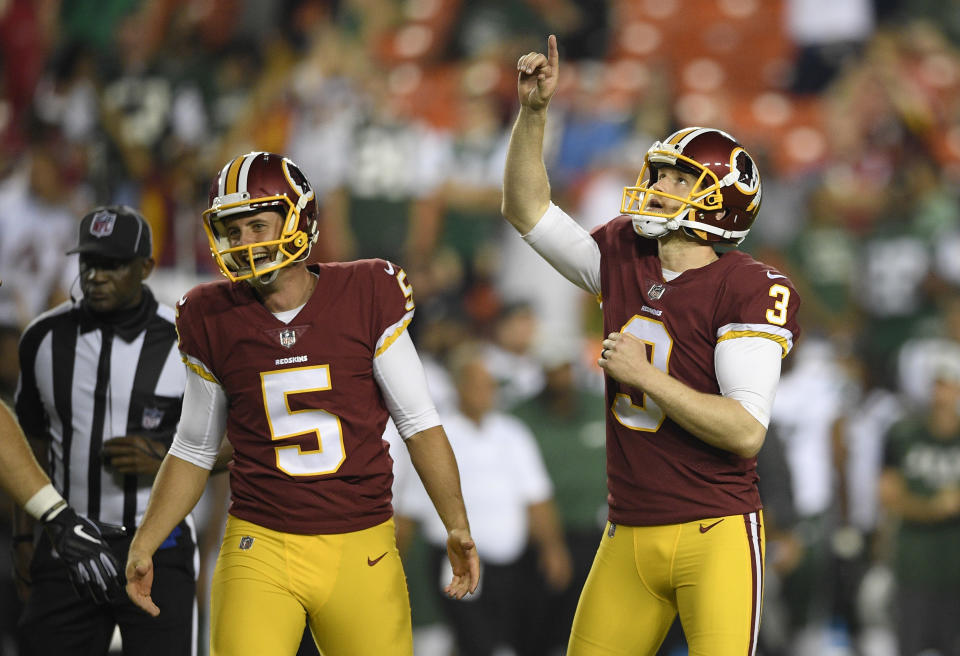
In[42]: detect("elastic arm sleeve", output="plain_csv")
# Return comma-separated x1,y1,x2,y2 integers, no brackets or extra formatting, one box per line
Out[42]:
167,366,228,470
715,337,783,428
373,330,441,439
522,202,602,295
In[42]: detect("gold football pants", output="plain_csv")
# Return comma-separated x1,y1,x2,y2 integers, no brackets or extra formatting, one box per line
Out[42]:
210,515,412,655
568,512,764,656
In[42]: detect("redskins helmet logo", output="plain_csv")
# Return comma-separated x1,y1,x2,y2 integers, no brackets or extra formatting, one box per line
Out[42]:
732,148,760,195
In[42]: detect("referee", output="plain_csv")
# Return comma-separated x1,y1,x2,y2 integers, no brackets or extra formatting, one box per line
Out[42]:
13,206,197,655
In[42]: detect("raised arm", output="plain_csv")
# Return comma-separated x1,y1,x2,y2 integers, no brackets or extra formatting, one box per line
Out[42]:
502,34,561,235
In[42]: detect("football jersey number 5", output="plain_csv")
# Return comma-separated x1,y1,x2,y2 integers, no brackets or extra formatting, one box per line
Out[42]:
612,316,672,432
261,366,346,476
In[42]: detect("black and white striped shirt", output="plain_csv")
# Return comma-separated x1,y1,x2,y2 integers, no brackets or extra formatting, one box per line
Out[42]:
15,287,185,529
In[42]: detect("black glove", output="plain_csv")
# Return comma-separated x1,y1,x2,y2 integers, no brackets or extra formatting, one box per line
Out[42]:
41,506,124,604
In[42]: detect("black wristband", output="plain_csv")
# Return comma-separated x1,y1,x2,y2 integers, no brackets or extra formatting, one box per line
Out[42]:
39,500,67,524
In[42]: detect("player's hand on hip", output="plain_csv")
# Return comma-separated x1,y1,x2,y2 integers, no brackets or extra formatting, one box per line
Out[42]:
444,528,480,599
125,552,160,616
41,506,124,604
517,34,560,111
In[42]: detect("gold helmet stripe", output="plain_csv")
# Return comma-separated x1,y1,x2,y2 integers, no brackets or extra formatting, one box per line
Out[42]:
666,127,700,146
223,155,246,195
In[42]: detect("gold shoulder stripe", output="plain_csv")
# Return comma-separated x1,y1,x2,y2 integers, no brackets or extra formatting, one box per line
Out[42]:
182,356,220,384
717,330,791,358
374,318,412,358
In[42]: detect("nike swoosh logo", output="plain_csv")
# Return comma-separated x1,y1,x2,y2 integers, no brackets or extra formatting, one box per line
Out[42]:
699,519,724,533
178,294,187,306
367,552,388,566
73,524,101,544
766,271,786,280
383,262,395,275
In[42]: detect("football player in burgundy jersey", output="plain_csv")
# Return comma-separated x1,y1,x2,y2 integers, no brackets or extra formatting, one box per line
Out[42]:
502,36,801,655
124,152,479,655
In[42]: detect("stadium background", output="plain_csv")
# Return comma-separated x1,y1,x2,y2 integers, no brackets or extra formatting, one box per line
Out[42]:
1,1,959,655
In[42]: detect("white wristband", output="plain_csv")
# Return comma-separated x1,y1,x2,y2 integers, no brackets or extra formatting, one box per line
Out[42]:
24,483,66,521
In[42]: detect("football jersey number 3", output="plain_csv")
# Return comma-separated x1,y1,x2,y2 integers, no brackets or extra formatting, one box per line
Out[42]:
261,366,346,476
612,316,672,432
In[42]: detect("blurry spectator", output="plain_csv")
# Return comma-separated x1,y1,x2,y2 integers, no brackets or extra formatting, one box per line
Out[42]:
32,41,100,146
782,184,859,337
878,354,960,656
769,337,858,652
510,338,606,655
832,351,904,656
898,296,960,408
755,424,805,656
787,0,874,94
395,343,572,656
0,128,80,399
482,301,545,409
435,76,510,288
321,64,452,269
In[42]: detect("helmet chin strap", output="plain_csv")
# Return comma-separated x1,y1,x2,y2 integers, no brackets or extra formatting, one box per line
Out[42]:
249,251,286,286
251,269,281,286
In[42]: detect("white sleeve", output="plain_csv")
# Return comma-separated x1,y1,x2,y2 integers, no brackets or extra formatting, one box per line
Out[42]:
167,365,228,470
522,202,602,295
714,337,783,428
373,329,441,440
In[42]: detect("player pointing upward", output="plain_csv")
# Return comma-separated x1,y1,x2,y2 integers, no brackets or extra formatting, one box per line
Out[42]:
502,35,800,655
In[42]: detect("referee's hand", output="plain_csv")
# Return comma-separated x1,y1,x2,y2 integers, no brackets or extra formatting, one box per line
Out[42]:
102,435,167,475
42,507,124,604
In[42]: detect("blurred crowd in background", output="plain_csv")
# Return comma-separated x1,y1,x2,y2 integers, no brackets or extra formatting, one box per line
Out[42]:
2,0,960,655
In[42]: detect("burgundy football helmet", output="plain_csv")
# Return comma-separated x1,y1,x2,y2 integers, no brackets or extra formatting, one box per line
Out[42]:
621,127,762,245
203,152,319,282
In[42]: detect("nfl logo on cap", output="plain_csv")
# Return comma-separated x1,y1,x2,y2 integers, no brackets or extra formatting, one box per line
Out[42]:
89,210,117,238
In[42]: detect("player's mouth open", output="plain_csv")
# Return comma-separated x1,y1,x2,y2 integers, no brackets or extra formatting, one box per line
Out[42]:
244,251,271,267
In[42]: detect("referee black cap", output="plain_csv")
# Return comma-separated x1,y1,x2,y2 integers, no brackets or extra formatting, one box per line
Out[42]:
67,205,153,259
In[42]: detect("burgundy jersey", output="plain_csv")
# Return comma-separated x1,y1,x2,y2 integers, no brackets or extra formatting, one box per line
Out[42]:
592,217,801,525
176,261,416,534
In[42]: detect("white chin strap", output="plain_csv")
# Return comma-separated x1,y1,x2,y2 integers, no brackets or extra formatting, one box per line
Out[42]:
247,251,285,286
632,211,685,239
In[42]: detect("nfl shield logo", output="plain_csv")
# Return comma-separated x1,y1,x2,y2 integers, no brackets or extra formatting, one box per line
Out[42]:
239,536,254,550
141,407,164,430
648,283,666,300
279,329,297,348
89,210,117,238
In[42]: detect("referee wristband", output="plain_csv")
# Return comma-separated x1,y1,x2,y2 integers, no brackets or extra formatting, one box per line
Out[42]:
24,484,66,521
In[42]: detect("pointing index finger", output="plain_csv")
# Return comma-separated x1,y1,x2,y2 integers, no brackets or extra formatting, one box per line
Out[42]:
547,34,559,69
